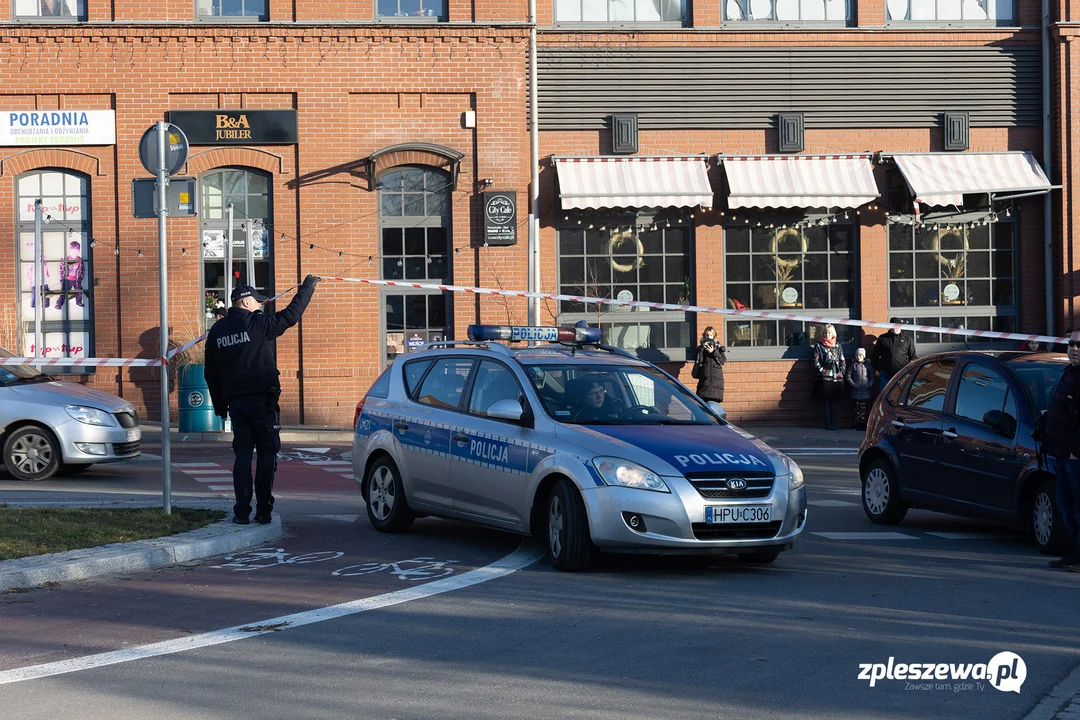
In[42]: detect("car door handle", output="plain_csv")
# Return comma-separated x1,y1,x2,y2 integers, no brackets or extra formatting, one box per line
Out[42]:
891,420,906,428
942,429,959,439
394,421,409,432
452,431,469,443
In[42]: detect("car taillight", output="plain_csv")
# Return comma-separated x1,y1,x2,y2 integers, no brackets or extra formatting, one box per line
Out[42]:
354,396,367,430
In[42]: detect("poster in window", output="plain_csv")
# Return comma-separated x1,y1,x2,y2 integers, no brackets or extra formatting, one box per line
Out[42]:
202,229,267,260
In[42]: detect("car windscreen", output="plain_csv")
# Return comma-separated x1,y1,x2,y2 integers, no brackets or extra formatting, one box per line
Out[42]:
522,363,720,425
0,346,43,385
1014,364,1066,415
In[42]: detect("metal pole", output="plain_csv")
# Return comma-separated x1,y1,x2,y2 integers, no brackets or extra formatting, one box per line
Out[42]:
157,121,172,515
225,204,234,311
527,0,540,326
33,199,43,357
1042,0,1054,335
245,220,255,291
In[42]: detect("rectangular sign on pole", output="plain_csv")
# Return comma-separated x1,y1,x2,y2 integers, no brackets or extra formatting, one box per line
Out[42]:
132,177,197,218
0,110,116,146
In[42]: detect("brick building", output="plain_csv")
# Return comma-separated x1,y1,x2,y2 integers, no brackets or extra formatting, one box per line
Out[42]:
0,0,1076,427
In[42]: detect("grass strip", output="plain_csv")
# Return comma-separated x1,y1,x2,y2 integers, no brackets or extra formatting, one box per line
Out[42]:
0,507,226,561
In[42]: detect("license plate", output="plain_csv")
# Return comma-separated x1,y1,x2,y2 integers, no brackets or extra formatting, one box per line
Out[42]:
126,430,139,442
705,505,771,524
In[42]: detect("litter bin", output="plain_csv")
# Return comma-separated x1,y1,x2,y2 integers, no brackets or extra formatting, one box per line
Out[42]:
178,364,223,432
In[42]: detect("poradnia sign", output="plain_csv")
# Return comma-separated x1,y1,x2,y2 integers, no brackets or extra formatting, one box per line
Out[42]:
483,191,517,246
0,110,116,146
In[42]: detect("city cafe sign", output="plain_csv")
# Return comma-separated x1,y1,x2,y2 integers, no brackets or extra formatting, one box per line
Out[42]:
168,110,298,145
0,110,116,146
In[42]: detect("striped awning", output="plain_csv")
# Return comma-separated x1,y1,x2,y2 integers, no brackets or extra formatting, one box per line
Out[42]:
553,156,713,210
720,155,879,210
892,151,1053,208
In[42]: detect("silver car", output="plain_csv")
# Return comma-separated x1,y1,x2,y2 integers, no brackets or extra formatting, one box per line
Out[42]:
0,347,141,481
352,331,807,571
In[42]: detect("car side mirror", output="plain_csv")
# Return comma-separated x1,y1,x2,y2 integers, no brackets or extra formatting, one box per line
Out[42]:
487,399,525,422
707,401,727,420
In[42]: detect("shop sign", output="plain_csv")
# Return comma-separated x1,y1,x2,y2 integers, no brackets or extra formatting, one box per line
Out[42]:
483,191,517,246
0,110,115,147
168,110,298,145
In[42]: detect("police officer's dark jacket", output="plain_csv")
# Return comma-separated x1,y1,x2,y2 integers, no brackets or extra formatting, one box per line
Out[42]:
204,281,315,414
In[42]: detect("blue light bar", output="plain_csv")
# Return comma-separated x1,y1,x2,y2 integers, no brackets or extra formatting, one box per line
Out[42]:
467,325,603,344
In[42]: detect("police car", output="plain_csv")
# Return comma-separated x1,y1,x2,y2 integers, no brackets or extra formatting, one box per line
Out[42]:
352,325,807,571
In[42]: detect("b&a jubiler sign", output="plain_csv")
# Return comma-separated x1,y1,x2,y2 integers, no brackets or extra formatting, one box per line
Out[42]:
168,110,298,145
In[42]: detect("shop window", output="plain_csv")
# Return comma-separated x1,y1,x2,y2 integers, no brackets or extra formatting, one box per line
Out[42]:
887,215,1017,349
377,0,445,19
724,0,850,22
196,0,267,18
555,0,684,23
885,0,1014,23
14,170,93,359
380,167,452,365
200,168,272,328
556,216,693,361
724,220,858,352
13,0,85,19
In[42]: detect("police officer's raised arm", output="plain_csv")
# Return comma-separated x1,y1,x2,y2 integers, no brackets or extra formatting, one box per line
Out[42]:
260,274,321,339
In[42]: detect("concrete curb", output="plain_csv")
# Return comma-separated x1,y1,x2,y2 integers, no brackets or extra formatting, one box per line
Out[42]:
0,516,283,592
1023,661,1080,720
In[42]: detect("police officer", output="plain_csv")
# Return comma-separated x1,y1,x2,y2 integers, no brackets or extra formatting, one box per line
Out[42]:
205,275,320,524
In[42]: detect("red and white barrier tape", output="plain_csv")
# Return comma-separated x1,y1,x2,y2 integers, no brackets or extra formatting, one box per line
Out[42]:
0,276,1067,367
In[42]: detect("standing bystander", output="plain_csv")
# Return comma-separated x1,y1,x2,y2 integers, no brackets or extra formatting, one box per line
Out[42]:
1039,329,1080,571
871,318,916,392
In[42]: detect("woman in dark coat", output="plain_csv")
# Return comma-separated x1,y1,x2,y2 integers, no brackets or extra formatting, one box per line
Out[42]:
813,324,847,431
845,346,876,431
693,326,727,403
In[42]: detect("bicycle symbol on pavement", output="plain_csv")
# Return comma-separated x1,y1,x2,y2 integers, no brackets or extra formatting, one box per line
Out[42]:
332,557,459,581
213,547,345,571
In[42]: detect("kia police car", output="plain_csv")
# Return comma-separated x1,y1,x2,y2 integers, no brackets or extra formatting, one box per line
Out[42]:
352,325,807,571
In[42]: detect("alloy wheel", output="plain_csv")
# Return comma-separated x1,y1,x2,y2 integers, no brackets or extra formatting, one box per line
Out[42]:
369,466,396,521
1033,492,1053,547
548,495,564,558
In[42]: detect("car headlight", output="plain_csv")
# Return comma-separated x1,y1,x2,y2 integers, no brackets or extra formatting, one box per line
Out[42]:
65,405,117,427
592,457,670,493
779,453,804,490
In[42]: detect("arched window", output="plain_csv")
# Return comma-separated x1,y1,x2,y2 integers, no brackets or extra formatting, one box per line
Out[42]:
199,168,272,327
378,166,451,365
14,169,92,359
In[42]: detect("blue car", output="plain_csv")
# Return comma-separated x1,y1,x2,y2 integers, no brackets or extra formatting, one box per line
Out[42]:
352,325,807,571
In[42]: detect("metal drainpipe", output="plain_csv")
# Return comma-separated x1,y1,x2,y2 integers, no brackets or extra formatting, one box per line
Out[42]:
528,0,540,326
1043,0,1054,335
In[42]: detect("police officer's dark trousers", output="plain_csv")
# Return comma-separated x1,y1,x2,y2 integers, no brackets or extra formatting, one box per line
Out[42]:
229,394,281,519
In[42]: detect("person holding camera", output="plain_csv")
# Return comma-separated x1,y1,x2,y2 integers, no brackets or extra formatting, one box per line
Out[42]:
205,275,321,525
692,326,727,403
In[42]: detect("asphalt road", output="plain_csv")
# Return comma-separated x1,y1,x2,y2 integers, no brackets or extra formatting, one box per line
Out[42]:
0,439,1077,719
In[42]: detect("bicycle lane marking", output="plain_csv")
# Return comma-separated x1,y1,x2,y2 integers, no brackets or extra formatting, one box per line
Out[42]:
0,543,543,686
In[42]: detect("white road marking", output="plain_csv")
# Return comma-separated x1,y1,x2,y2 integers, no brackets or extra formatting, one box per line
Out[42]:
304,460,351,466
812,531,919,541
926,531,1002,540
179,469,230,475
824,489,862,495
337,473,355,480
0,544,543,685
172,462,221,468
780,450,859,457
296,447,331,454
314,514,361,522
807,499,858,508
206,485,234,491
189,476,233,482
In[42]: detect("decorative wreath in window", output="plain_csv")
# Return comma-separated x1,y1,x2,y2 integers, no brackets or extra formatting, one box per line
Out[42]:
608,229,645,273
771,227,808,285
931,228,968,280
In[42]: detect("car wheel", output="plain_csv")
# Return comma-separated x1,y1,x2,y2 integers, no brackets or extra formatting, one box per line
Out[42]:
862,459,908,525
3,425,61,481
59,463,94,476
1031,478,1068,556
737,552,780,564
363,456,414,533
547,479,596,572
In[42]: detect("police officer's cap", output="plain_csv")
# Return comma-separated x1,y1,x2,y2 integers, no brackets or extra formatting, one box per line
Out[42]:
231,285,268,303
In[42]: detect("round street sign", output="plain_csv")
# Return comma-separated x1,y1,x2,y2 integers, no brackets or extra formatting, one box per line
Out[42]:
138,123,189,176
